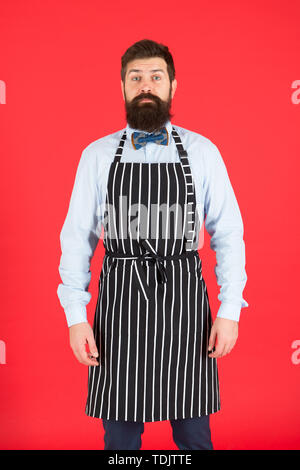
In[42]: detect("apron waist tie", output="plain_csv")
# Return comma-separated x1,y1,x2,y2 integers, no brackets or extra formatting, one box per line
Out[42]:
104,239,200,301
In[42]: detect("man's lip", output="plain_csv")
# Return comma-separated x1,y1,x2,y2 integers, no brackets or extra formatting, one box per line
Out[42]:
139,98,154,102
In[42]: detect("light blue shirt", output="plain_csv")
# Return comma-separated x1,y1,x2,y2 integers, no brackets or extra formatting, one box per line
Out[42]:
57,119,249,327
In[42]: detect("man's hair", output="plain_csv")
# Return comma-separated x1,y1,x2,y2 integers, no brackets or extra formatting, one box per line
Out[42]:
121,39,176,84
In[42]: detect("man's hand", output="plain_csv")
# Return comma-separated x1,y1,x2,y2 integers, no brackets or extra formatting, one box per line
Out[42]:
69,322,99,366
208,317,239,358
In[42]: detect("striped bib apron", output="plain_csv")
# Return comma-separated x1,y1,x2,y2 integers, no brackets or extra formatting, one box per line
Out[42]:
85,127,221,422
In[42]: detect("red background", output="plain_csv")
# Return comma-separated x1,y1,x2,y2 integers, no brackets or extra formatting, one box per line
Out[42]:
0,0,299,450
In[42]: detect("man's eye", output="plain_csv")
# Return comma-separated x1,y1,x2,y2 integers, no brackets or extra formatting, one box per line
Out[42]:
131,76,161,81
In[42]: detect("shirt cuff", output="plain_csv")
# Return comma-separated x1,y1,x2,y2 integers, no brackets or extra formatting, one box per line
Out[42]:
64,303,88,327
216,302,245,322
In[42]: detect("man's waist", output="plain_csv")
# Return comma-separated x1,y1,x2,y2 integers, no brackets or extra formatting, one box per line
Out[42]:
104,249,199,261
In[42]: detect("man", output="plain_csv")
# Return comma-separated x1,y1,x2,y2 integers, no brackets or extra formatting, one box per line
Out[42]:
57,39,248,450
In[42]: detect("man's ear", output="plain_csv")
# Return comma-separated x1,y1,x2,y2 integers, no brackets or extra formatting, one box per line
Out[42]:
120,80,125,101
171,78,177,99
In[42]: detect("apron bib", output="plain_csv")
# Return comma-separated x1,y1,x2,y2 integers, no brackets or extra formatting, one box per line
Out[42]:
85,127,221,422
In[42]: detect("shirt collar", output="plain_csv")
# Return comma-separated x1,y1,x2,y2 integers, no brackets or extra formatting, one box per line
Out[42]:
125,119,173,147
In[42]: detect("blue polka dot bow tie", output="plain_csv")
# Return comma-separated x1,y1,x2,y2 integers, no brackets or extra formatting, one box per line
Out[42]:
131,127,169,150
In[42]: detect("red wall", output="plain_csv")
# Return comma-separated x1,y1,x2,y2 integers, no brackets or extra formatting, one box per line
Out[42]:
0,0,299,450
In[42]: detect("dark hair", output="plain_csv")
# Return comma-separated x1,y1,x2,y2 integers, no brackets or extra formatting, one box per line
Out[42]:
121,39,175,84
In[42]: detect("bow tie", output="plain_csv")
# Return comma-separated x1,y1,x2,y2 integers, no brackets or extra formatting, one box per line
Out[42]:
131,127,168,150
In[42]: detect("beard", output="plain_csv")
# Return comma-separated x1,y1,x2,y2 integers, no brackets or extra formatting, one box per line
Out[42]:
124,87,175,133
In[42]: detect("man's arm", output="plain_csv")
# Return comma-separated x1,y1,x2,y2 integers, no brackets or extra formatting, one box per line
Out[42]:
202,141,249,357
57,146,102,365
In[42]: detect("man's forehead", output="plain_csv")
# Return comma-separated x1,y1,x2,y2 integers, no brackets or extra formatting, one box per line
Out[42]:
126,58,167,73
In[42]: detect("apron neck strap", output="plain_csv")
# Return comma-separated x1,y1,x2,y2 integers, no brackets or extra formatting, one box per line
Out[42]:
113,126,188,163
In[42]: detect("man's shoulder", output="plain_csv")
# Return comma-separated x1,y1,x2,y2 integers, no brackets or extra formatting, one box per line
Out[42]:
81,127,125,156
172,123,219,155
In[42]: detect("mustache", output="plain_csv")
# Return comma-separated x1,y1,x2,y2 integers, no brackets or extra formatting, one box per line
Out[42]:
132,94,160,104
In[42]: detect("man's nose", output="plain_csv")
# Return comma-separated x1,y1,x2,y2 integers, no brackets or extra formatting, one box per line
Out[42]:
139,79,152,93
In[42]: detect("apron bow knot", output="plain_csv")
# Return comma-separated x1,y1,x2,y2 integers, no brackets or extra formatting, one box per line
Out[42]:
136,250,168,285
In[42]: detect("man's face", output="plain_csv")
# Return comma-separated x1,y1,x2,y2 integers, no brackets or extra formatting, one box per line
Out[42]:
121,57,177,133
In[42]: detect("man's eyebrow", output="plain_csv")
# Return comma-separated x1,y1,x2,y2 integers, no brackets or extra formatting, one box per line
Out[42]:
127,69,165,75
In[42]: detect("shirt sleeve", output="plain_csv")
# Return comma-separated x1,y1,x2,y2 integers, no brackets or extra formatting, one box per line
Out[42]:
57,146,102,327
202,141,249,322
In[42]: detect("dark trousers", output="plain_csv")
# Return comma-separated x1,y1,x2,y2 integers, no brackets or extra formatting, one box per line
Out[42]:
102,415,213,450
